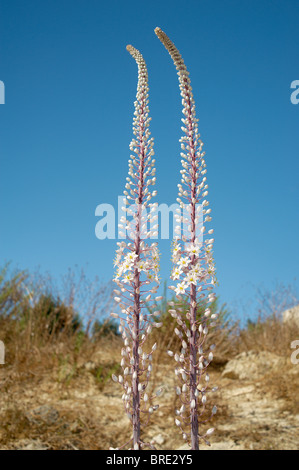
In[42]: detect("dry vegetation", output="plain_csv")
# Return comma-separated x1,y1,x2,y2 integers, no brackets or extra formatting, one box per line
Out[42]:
0,264,298,450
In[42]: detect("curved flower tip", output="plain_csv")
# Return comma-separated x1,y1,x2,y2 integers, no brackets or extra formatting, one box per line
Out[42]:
154,27,166,40
126,44,147,70
126,44,140,57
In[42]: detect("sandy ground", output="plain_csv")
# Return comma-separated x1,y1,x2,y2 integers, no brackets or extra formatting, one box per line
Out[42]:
1,344,298,450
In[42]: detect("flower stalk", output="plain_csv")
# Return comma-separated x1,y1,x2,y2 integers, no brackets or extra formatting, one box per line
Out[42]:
155,27,217,450
111,45,161,450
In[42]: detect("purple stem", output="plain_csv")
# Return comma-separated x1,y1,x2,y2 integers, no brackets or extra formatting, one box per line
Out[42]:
185,79,199,450
132,89,146,450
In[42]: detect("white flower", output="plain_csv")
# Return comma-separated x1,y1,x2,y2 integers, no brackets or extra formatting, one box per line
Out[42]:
175,282,186,295
113,254,122,267
173,244,181,254
172,252,180,263
172,266,182,280
125,252,138,263
137,260,147,272
178,256,190,268
152,262,159,272
186,243,200,255
190,264,203,277
123,272,133,283
186,272,197,286
122,260,134,273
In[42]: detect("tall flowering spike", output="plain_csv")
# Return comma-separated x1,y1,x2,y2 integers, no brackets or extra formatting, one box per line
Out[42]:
112,45,161,451
155,27,217,450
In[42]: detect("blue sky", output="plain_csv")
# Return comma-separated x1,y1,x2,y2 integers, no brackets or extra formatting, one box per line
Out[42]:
0,0,298,322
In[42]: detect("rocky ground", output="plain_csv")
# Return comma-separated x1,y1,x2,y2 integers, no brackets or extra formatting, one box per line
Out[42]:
1,344,298,450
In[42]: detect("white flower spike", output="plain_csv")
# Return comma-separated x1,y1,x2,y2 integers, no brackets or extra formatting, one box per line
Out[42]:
111,44,161,451
155,26,217,451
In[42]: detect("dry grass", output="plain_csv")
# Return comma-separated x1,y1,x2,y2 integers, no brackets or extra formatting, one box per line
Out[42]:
237,313,299,356
1,265,298,449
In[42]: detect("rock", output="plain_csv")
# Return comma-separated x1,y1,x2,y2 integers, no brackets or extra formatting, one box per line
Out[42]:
152,434,165,445
16,439,48,450
283,305,299,329
25,405,59,425
221,351,286,381
84,361,97,371
177,440,245,450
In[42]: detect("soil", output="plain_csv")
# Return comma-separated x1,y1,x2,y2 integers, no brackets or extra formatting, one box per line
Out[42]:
0,346,298,450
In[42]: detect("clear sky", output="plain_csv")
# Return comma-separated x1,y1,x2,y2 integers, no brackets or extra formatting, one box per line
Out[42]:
0,0,298,322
